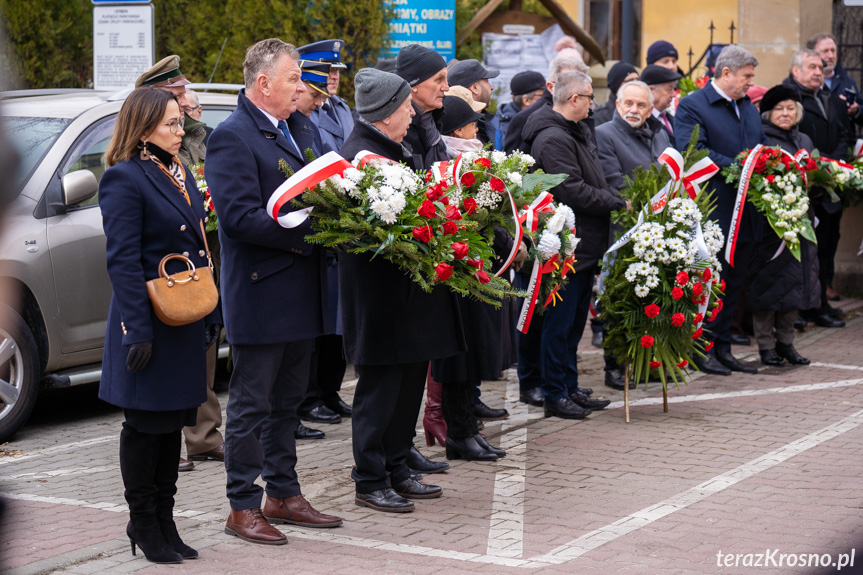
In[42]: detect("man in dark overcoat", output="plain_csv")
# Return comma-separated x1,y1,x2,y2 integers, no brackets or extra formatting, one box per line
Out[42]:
206,38,342,546
674,44,766,375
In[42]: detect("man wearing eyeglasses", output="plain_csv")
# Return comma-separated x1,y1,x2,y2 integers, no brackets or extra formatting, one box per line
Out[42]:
178,89,209,166
522,70,628,420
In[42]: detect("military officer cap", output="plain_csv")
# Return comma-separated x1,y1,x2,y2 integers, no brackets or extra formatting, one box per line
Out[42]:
300,62,331,96
298,39,347,69
135,55,190,89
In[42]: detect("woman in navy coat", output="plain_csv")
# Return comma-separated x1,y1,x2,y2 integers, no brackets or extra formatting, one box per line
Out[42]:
99,87,220,564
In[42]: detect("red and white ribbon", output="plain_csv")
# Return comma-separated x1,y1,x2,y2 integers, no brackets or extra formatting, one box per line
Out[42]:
725,144,763,267
518,191,555,233
854,138,863,159
353,150,397,168
267,151,353,229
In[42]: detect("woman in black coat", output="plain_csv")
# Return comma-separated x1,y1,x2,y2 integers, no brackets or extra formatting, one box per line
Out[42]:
747,86,819,366
100,88,219,563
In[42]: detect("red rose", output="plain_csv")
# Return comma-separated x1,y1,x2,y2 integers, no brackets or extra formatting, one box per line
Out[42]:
694,313,704,324
705,341,714,351
676,359,688,368
451,241,469,259
753,154,768,173
445,205,463,220
435,262,454,282
671,287,684,300
671,313,685,327
649,360,662,370
676,271,689,285
474,157,491,168
766,174,775,184
702,268,712,281
475,269,491,284
692,327,703,339
417,199,437,218
440,196,449,205
640,335,655,348
425,187,441,202
692,282,704,297
805,159,818,172
644,304,661,318
460,172,476,187
424,170,433,183
441,221,458,235
490,177,505,192
466,258,483,268
463,197,477,214
412,225,433,242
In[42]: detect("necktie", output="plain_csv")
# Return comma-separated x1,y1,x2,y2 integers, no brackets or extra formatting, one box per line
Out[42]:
276,120,301,156
731,99,740,119
659,111,673,134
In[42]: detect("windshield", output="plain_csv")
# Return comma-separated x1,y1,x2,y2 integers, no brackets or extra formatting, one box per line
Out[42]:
5,116,73,189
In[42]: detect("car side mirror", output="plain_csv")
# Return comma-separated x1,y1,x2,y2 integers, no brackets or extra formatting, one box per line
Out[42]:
62,170,98,206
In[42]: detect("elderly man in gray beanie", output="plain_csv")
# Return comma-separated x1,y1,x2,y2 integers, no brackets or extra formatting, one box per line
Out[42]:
338,67,464,513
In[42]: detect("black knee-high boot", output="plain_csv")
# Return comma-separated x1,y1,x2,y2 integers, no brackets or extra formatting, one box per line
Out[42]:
120,423,183,564
155,430,198,559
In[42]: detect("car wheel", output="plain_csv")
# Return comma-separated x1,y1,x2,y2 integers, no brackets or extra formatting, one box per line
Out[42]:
0,304,40,443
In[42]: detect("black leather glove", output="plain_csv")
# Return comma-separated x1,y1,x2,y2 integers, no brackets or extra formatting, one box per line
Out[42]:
126,341,153,372
205,324,222,349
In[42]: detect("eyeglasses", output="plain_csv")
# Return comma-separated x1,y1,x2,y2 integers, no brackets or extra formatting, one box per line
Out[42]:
185,105,201,113
574,93,595,101
163,117,185,134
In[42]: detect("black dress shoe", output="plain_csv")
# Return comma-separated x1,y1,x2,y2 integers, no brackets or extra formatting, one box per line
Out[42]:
519,387,544,406
445,436,498,461
814,313,845,328
295,423,325,440
406,445,450,474
570,390,610,410
580,387,594,396
776,342,810,365
300,405,341,424
474,400,509,421
692,350,732,376
324,397,352,418
715,348,757,373
604,368,634,390
730,333,751,346
393,477,442,499
823,305,845,319
409,469,423,480
759,349,785,366
474,434,505,458
355,489,414,513
543,397,592,419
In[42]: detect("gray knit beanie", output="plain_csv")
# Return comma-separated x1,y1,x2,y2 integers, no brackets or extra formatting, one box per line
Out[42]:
354,68,412,123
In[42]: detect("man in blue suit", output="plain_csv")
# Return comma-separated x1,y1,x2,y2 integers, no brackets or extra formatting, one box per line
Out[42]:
674,44,765,376
206,38,343,546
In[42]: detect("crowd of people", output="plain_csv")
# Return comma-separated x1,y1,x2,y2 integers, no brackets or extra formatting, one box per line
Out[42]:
95,32,856,563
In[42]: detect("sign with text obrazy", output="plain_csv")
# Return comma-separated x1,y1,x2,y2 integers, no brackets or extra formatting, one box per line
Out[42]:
93,3,154,90
382,0,456,63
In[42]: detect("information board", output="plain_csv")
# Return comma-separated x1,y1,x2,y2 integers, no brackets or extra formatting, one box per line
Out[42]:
93,4,154,90
382,0,456,63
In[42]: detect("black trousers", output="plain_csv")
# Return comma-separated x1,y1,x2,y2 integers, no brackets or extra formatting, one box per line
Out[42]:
351,361,427,493
225,340,313,510
300,334,348,412
814,205,842,308
441,380,479,440
712,242,756,350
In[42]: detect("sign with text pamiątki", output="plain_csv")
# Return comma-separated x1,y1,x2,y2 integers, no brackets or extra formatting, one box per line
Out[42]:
382,0,456,63
93,3,154,90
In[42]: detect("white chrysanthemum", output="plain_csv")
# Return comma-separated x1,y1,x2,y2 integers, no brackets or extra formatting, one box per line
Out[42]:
642,250,657,263
366,186,380,201
557,204,575,229
546,211,566,234
624,265,638,283
491,150,506,164
508,172,523,186
634,262,651,276
646,275,660,289
460,151,478,165
343,167,363,183
635,284,650,298
564,234,580,255
537,230,562,259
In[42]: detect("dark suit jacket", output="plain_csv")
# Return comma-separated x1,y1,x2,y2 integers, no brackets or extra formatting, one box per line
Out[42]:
312,95,354,152
98,156,218,411
206,89,326,345
674,82,765,242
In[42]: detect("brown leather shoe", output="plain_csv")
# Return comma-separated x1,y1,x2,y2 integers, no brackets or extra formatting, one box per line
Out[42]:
188,443,225,462
178,458,194,472
224,508,287,545
263,494,343,528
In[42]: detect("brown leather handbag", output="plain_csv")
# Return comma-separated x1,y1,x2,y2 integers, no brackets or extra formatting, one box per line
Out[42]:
146,220,218,326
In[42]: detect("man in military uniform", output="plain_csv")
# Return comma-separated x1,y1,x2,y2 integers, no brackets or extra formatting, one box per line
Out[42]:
300,40,355,153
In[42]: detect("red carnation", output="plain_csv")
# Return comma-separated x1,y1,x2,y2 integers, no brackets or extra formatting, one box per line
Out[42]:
475,269,491,284
644,304,660,318
460,172,476,187
677,359,688,368
441,221,458,235
692,327,703,339
463,197,477,214
766,174,775,184
475,157,491,168
451,241,469,260
692,282,704,297
412,225,433,243
694,313,704,324
702,268,712,281
649,360,662,370
445,205,463,220
705,341,714,351
692,294,707,305
435,262,454,282
417,199,437,218
671,313,685,327
676,271,689,285
714,298,724,312
805,158,818,172
640,335,655,348
490,177,505,192
672,286,684,300
719,280,726,292
424,171,433,183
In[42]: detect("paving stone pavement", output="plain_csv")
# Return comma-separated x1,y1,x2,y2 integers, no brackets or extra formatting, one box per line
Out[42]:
2,300,863,574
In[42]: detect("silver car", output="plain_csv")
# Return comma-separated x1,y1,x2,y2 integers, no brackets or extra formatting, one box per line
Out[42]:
0,87,238,441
